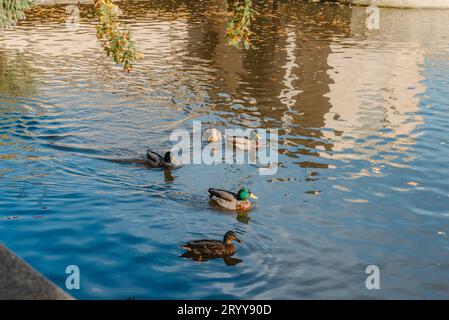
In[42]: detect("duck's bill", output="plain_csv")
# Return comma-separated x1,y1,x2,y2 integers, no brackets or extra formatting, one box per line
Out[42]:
250,193,258,199
235,237,242,243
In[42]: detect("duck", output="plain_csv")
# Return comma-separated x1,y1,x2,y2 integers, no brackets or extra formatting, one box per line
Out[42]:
146,149,179,169
208,187,257,211
203,128,222,143
180,231,242,257
225,132,261,150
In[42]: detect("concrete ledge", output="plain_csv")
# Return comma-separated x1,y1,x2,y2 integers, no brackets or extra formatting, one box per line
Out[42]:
338,0,449,8
0,244,73,300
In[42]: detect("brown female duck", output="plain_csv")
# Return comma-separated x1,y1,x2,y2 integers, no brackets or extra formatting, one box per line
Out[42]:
180,231,242,257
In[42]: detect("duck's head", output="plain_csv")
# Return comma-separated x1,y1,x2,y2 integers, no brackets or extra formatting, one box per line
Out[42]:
203,128,222,143
223,231,241,244
237,188,258,201
164,151,173,163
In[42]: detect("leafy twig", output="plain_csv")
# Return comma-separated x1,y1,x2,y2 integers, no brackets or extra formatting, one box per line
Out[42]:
0,0,35,28
94,0,138,72
226,0,255,49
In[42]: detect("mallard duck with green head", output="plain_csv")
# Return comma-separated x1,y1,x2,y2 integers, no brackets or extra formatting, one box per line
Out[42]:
180,231,242,257
208,188,257,211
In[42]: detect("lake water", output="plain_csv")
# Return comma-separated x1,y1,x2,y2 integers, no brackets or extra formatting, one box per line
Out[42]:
1,0,449,299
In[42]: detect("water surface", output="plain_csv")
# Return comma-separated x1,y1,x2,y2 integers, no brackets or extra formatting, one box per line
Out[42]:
1,0,449,299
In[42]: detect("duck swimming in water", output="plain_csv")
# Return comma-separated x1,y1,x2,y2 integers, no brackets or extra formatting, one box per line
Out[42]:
146,149,180,169
180,231,242,257
225,132,261,150
203,128,222,143
208,188,257,211
99,149,180,170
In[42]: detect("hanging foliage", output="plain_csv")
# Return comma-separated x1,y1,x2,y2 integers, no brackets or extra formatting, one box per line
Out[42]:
0,0,35,28
94,0,138,72
226,0,255,49
1,0,251,71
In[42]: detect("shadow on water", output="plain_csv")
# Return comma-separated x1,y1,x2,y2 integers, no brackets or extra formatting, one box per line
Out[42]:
180,252,243,266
